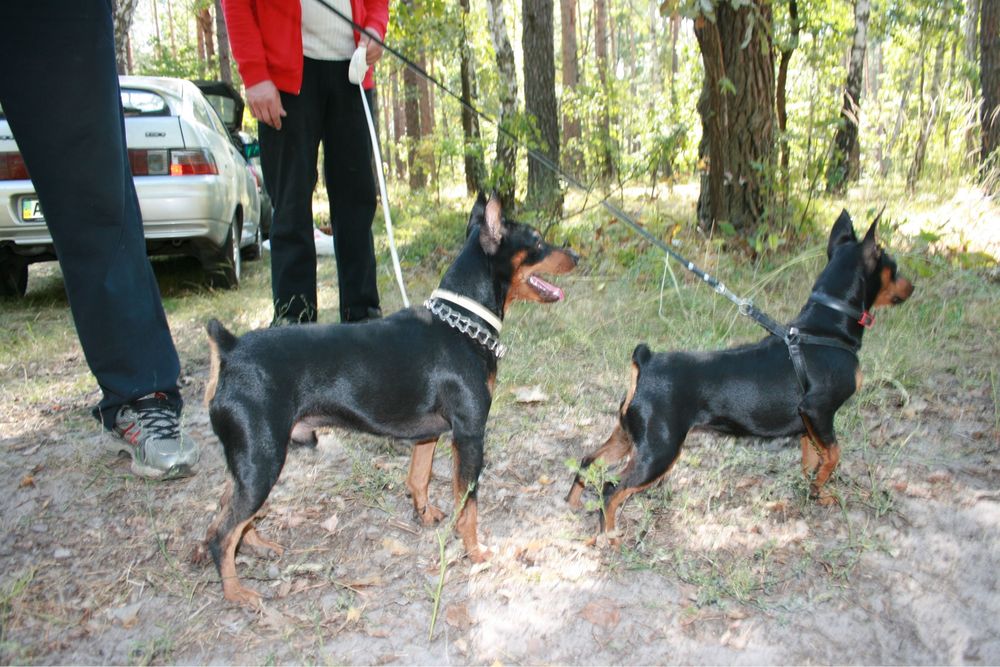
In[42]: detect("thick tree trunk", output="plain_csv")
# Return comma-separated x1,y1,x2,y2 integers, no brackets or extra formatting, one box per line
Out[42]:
486,0,519,208
560,0,581,168
112,0,138,75
523,0,562,218
391,69,407,178
197,7,215,67
215,0,233,83
827,0,871,192
694,1,776,236
459,0,486,194
982,0,1000,185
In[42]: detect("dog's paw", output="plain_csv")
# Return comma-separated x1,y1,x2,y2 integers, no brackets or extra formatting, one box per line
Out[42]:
416,504,446,526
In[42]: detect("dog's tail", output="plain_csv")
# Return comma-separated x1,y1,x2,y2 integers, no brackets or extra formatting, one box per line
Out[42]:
204,319,238,406
619,343,653,417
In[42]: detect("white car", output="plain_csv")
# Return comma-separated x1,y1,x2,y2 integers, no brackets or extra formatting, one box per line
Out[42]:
0,76,262,297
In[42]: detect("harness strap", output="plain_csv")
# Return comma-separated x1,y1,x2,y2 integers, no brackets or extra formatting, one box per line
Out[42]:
784,326,860,393
809,291,874,328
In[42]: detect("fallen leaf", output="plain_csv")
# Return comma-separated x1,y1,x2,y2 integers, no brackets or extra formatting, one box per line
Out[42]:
19,475,34,488
510,386,549,403
445,603,473,630
537,474,553,485
346,573,383,588
382,537,410,556
320,514,340,533
579,599,620,629
345,607,363,623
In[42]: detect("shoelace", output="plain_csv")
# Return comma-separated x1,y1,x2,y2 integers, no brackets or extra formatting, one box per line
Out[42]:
123,395,180,441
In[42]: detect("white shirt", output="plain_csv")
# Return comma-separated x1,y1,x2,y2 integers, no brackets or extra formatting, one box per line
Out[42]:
301,0,357,61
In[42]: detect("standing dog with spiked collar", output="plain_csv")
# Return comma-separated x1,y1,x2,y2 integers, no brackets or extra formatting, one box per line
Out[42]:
202,194,578,606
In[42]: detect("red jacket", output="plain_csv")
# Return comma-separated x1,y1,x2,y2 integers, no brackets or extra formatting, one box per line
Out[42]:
222,0,389,93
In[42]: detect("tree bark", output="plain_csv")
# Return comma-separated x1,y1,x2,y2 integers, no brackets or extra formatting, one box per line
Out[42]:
982,0,1000,184
486,0,519,208
215,0,233,83
402,66,426,188
776,0,799,173
594,0,615,178
694,1,776,237
907,37,946,190
197,7,215,67
560,0,581,168
112,0,139,75
523,0,562,218
827,0,871,192
459,0,486,194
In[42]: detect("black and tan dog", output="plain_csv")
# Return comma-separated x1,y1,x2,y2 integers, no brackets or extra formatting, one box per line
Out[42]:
567,210,913,540
203,194,577,606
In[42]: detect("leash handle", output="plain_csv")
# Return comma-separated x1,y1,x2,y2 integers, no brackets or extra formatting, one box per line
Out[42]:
351,47,410,308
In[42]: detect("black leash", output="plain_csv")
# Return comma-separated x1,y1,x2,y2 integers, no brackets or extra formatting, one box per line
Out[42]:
317,1,864,391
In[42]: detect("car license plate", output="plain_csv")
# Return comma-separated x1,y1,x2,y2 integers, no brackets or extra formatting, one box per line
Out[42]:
19,196,44,223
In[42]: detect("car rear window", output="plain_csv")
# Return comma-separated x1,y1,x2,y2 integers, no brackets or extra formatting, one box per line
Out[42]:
120,89,170,117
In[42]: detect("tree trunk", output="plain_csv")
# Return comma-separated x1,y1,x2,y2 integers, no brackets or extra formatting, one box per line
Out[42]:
694,1,776,237
776,0,799,173
402,67,426,188
594,0,615,178
417,55,435,136
982,0,1000,185
391,68,407,178
907,37,946,190
486,0,519,208
560,0,581,168
827,0,871,192
197,7,215,68
215,0,233,83
459,0,486,194
523,0,562,218
112,0,139,75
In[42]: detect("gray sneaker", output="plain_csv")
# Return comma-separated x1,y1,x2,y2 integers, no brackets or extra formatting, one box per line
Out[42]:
104,392,199,479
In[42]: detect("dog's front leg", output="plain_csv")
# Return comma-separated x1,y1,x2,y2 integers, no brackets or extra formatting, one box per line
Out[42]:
450,434,491,563
406,438,446,525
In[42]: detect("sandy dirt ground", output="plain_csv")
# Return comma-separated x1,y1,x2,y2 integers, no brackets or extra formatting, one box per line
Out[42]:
1,346,998,665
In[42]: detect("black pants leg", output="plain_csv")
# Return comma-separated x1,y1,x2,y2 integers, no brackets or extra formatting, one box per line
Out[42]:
0,0,182,427
259,58,379,324
322,62,380,322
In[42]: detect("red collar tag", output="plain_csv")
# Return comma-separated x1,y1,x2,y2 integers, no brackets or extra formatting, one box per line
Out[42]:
858,311,875,328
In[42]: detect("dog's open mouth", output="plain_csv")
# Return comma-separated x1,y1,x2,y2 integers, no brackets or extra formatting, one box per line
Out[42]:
527,274,565,302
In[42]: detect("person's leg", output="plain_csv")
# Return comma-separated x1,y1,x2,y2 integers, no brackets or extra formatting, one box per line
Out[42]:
259,59,325,324
0,1,180,421
322,62,380,323
0,0,197,478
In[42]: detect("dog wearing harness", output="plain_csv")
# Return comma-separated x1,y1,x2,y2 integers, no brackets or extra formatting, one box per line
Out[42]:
567,210,914,541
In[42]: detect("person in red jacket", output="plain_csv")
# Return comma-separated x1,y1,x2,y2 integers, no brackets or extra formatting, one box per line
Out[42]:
222,0,390,324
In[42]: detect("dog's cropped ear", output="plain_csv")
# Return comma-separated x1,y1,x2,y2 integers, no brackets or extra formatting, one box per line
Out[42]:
861,218,881,274
827,209,857,258
480,194,504,255
466,192,489,238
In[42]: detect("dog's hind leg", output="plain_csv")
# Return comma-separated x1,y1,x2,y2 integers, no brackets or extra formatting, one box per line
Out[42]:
566,423,633,508
406,438,446,525
450,432,490,563
207,420,289,607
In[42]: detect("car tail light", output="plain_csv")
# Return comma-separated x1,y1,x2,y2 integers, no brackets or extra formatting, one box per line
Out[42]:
127,148,217,176
170,149,217,175
0,152,30,180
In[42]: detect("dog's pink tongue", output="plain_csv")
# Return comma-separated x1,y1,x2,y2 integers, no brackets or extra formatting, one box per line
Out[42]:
528,275,565,302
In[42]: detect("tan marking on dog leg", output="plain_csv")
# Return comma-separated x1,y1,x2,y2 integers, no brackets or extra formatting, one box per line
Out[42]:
801,435,821,480
407,439,445,525
567,424,633,508
219,518,262,608
204,336,221,406
812,443,841,505
622,362,640,415
451,444,491,563
855,367,864,393
242,526,284,558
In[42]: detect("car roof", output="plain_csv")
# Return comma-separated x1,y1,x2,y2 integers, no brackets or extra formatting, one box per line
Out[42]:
119,75,196,102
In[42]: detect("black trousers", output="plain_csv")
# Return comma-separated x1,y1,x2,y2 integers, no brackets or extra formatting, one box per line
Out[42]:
260,58,380,323
0,0,182,427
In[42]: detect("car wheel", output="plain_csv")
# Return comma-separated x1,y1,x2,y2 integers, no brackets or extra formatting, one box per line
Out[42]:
205,216,241,289
0,261,28,298
241,222,263,261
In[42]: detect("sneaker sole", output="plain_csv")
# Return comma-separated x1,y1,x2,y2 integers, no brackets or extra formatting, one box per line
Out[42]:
102,432,196,481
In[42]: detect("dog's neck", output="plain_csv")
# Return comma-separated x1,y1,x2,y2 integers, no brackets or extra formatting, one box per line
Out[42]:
437,239,508,324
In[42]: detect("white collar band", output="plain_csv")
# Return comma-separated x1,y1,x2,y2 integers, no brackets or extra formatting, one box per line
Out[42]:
430,289,503,332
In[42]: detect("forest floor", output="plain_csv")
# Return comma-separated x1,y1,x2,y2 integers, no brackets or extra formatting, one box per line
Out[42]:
1,186,998,665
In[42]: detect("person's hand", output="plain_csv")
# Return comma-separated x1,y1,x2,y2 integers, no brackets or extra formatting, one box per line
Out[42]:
246,80,286,130
359,29,384,67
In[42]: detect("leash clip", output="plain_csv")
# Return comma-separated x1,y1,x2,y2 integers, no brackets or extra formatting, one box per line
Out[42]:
785,326,801,347
857,311,875,328
737,298,753,317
